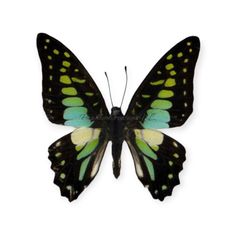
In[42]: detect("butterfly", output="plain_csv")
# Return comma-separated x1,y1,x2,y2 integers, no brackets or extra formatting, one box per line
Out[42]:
37,33,200,201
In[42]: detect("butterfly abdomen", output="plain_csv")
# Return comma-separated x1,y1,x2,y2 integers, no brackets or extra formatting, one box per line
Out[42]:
110,107,125,178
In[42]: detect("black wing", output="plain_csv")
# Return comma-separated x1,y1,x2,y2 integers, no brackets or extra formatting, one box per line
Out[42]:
37,33,109,127
126,36,200,129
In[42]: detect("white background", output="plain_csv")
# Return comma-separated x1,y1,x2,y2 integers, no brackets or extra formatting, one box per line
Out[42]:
0,0,235,235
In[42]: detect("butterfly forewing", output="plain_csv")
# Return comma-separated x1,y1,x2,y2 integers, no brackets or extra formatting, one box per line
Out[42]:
37,33,109,127
126,36,200,129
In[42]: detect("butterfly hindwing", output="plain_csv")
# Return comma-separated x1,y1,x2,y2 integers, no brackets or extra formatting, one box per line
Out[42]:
49,127,108,201
37,33,109,128
126,129,186,200
126,36,200,129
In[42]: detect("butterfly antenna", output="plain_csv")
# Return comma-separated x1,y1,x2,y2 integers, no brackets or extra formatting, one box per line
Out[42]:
105,71,114,107
120,66,128,108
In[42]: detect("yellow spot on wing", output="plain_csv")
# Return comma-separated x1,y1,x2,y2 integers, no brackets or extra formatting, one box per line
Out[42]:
170,70,176,76
71,77,86,83
150,80,164,86
60,75,71,84
64,52,70,58
165,63,174,70
177,52,183,58
158,90,174,98
62,61,71,67
166,54,173,60
165,78,176,87
53,49,59,55
60,68,67,73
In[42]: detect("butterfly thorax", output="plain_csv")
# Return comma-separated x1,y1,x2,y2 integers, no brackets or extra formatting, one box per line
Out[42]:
109,107,125,178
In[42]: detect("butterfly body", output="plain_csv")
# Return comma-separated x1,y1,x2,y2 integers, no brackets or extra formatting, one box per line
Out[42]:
109,107,125,178
37,33,200,201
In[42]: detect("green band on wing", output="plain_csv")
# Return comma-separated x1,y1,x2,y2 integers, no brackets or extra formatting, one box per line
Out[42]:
62,97,84,106
77,139,99,160
151,99,172,109
135,138,157,160
158,90,174,98
63,107,87,119
143,156,155,181
61,87,77,96
79,157,90,181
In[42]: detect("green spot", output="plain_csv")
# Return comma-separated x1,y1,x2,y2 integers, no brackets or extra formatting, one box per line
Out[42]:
49,65,53,70
45,39,50,43
169,161,173,166
183,78,187,84
47,55,52,60
165,63,174,70
62,97,84,107
44,45,48,49
173,153,179,158
60,68,67,73
60,160,65,166
60,173,66,179
71,77,86,83
75,145,84,151
61,87,77,96
166,54,173,60
142,94,151,98
77,139,99,160
64,52,70,58
158,90,174,98
168,174,173,179
55,152,62,158
62,61,71,68
184,58,189,63
53,49,59,55
187,42,192,46
49,75,53,80
79,157,90,180
183,68,187,73
165,78,176,87
74,68,79,72
143,156,155,181
135,138,157,160
48,88,52,92
93,102,99,106
189,48,193,53
170,70,176,76
157,71,162,75
85,92,94,96
151,99,172,109
60,75,71,84
162,185,167,190
177,52,183,58
150,80,164,86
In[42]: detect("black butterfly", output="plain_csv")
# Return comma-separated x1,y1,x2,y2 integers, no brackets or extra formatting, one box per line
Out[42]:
37,33,200,201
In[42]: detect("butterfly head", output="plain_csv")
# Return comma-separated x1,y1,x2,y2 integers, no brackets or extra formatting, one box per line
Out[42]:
111,107,123,117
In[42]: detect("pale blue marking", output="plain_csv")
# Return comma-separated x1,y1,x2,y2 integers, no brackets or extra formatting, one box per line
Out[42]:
142,120,169,129
65,119,93,127
142,109,170,129
63,107,88,120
